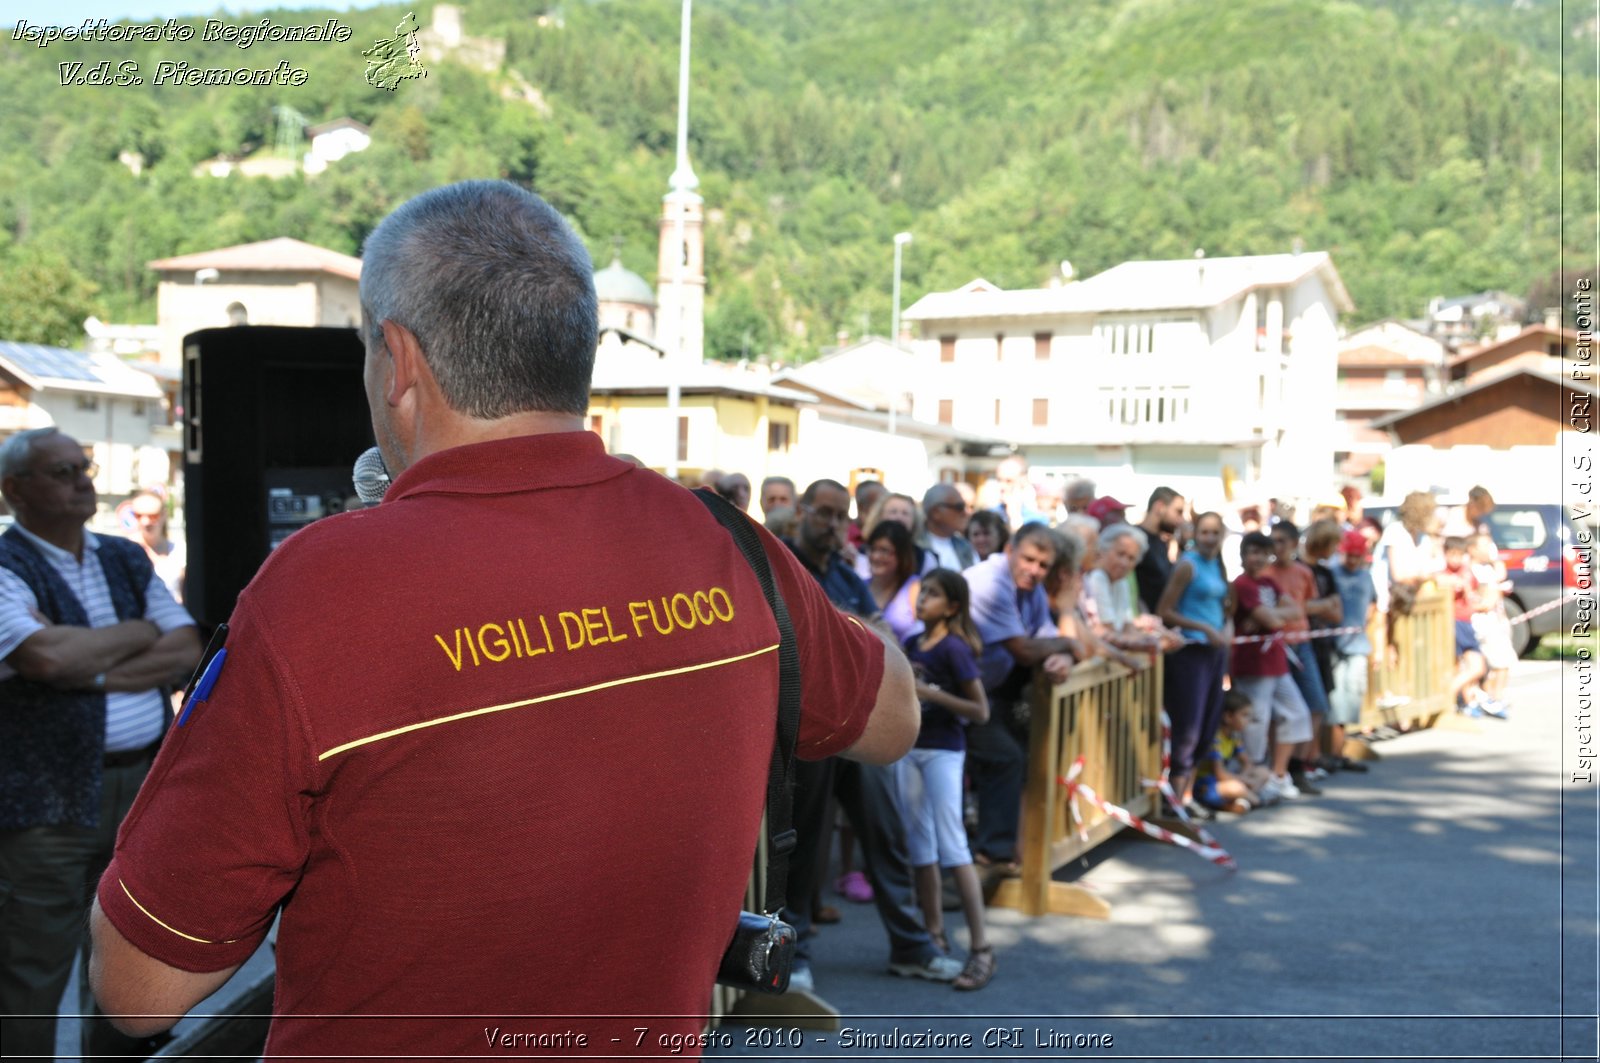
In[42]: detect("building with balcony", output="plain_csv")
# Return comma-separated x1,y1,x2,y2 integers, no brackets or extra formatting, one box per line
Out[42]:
901,251,1353,509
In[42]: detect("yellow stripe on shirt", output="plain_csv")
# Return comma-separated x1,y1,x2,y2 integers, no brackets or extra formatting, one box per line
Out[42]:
317,643,781,761
118,879,239,945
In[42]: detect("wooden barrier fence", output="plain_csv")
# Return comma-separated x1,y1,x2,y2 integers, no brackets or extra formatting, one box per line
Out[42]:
1359,588,1456,733
991,656,1165,919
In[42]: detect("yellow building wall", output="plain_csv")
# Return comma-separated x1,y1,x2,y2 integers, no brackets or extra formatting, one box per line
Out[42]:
586,392,802,485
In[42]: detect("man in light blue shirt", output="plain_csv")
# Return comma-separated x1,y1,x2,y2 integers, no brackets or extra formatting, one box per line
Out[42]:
963,523,1080,867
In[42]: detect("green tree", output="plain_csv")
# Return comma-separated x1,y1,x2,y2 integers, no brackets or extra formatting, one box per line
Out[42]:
0,246,100,347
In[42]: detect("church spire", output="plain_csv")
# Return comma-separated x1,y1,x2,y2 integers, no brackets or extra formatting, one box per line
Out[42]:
657,0,704,368
667,0,698,199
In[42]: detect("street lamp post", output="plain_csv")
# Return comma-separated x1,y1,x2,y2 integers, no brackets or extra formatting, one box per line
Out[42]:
891,231,913,347
890,231,912,435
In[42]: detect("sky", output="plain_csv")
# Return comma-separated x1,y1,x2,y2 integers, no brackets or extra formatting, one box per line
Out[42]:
5,0,382,25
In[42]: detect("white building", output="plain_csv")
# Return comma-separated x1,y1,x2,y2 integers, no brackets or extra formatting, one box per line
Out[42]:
147,238,363,370
901,252,1354,510
773,336,1007,491
0,341,174,497
302,118,372,175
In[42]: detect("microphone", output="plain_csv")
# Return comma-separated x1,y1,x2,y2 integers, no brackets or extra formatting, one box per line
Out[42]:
352,447,391,505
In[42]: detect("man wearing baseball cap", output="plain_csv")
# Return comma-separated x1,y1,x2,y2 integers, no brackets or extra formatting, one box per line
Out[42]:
1085,496,1130,527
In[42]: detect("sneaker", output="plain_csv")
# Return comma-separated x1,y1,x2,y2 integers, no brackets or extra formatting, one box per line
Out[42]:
1290,771,1323,796
1257,777,1284,804
835,870,874,904
888,954,962,982
1479,698,1510,720
1305,765,1330,781
1273,773,1302,799
787,962,815,994
1459,703,1485,718
1336,756,1370,774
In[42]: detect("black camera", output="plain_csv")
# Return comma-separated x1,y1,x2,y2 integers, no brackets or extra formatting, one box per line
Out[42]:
716,911,796,994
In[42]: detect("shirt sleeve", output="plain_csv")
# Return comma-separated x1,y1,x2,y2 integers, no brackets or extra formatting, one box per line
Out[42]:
970,567,1025,645
0,567,45,660
98,592,315,973
757,526,884,760
1233,576,1262,621
947,638,981,685
140,571,197,634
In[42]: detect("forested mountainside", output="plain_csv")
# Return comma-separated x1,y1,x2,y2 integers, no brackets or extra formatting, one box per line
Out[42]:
1,0,1590,355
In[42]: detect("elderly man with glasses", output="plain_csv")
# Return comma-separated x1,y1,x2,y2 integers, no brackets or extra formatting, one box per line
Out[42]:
920,483,977,572
0,427,200,1063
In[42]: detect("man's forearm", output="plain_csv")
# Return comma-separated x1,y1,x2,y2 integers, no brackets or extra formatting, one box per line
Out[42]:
1009,634,1082,668
102,628,203,692
10,620,160,687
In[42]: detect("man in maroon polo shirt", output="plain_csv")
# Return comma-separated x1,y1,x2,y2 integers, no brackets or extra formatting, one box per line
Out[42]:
88,180,917,1058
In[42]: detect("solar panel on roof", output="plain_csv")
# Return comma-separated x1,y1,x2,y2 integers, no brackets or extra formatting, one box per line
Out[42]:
0,342,105,384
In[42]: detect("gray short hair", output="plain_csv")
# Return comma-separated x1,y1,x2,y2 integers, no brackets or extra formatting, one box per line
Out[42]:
1047,527,1082,574
0,428,62,479
1098,522,1149,561
360,180,598,418
1063,513,1101,540
1066,477,1096,503
922,482,961,512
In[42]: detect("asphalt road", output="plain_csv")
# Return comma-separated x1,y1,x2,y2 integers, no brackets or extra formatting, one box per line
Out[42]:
709,658,1598,1063
52,659,1594,1062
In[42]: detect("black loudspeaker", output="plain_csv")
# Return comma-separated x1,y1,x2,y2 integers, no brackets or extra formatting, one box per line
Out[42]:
183,326,374,630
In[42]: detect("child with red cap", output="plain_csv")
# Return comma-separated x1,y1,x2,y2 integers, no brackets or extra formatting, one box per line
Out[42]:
1324,528,1379,769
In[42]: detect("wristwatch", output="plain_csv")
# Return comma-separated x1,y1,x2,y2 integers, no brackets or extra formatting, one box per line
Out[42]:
92,673,106,692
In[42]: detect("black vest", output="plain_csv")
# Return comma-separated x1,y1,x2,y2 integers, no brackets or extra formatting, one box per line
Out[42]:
0,528,155,829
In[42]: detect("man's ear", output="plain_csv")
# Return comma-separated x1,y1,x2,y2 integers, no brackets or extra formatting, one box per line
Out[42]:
377,320,427,408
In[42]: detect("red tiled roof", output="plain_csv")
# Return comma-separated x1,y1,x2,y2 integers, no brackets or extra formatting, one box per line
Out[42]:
148,237,361,280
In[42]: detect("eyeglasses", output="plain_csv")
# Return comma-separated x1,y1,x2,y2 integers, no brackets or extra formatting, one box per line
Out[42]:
15,459,96,484
804,505,849,524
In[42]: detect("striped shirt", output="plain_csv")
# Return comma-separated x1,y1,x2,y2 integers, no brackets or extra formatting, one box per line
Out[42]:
0,525,195,752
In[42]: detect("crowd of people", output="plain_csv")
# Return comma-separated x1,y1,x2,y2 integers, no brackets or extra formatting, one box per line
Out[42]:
689,458,1520,999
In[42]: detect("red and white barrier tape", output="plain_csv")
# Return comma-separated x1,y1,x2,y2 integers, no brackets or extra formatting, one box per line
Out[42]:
1230,625,1362,646
1059,756,1236,871
1225,590,1582,649
1508,592,1585,627
1142,710,1235,866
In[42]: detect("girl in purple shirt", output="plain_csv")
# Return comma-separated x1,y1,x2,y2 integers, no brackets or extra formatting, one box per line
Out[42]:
893,569,996,990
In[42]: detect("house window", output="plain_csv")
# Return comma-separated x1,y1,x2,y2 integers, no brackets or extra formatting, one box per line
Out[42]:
1033,398,1048,426
1034,332,1052,360
76,395,99,412
938,399,953,425
132,401,147,417
940,336,956,363
768,422,791,452
995,333,1005,361
677,416,689,463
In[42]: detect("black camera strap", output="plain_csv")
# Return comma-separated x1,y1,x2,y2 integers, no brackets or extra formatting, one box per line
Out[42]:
692,488,798,917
